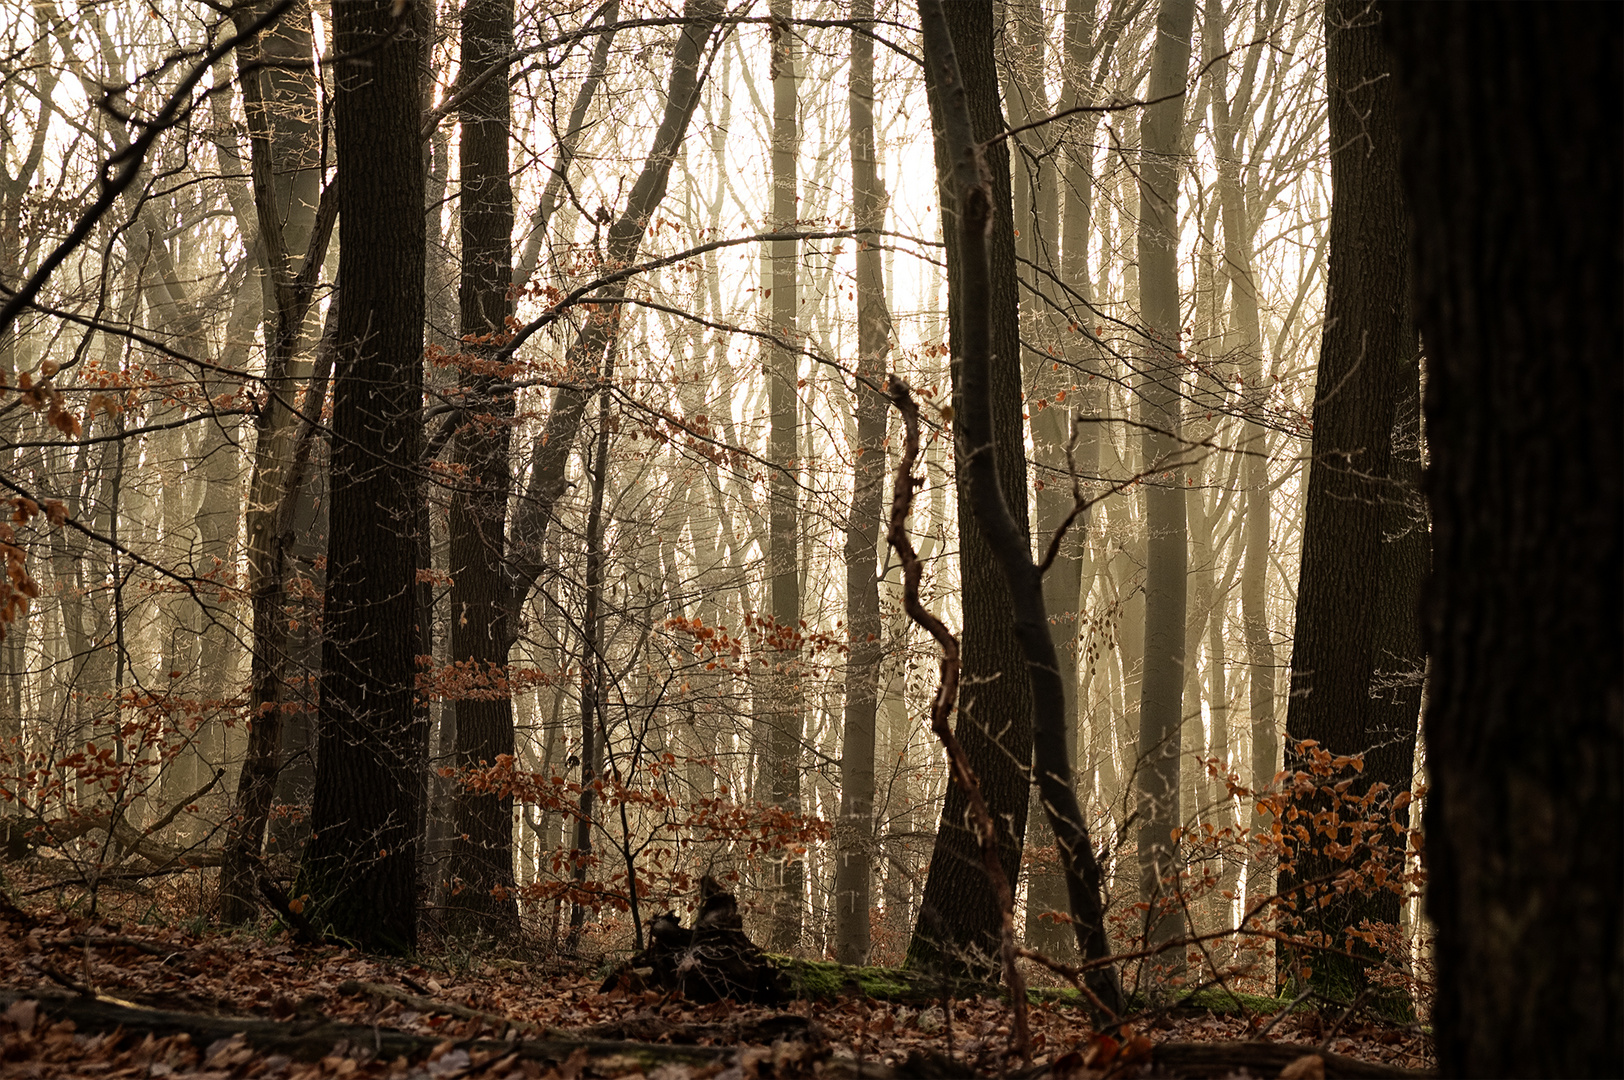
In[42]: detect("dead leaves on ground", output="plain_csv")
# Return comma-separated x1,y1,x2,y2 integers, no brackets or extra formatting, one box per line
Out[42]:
0,905,1432,1078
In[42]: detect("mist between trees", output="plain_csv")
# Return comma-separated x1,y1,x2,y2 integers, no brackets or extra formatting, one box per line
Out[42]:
0,3,1611,1064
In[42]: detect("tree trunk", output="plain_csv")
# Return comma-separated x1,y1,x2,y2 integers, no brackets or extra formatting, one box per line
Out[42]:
445,0,520,937
505,0,723,649
913,0,1123,1013
1384,4,1622,1074
908,0,1036,983
298,0,427,953
1134,0,1195,949
834,0,891,968
1001,0,1083,963
220,0,332,924
1280,0,1423,1000
764,0,804,954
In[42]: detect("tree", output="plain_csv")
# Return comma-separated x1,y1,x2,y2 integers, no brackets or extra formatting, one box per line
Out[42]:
909,0,1036,981
1133,0,1195,943
445,0,520,937
1384,4,1622,1073
297,0,427,952
220,0,332,925
915,0,1124,1013
1280,0,1424,998
833,0,892,968
763,0,805,953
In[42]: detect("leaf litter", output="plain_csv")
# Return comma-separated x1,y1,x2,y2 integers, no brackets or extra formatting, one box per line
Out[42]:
0,897,1433,1078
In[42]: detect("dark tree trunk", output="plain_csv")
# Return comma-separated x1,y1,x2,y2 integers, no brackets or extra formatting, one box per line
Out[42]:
912,0,1122,1013
445,0,519,937
834,0,891,967
1280,0,1424,999
908,0,1035,982
298,0,427,953
1002,0,1080,963
1384,5,1623,1074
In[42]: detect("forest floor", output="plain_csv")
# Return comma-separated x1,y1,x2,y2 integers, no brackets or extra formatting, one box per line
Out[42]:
0,872,1434,1079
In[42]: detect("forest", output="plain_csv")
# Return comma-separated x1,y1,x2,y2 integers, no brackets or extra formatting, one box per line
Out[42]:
0,0,1616,1077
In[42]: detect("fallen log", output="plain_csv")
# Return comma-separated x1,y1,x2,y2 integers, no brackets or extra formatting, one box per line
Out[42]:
1147,1041,1434,1079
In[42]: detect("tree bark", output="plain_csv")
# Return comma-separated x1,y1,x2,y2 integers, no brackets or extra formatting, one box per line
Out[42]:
1384,4,1622,1074
834,0,891,968
1134,0,1195,947
763,0,804,954
908,0,1036,982
220,0,332,924
298,0,427,953
1280,0,1423,999
445,0,520,937
912,0,1122,1013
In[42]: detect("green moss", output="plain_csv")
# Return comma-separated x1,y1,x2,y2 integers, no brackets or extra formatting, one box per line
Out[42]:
771,957,962,1003
769,959,1313,1021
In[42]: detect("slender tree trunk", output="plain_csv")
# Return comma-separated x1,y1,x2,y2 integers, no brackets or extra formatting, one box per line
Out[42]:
834,0,891,967
762,0,805,953
1384,5,1622,1073
909,0,1036,982
1001,0,1084,961
1134,0,1195,950
505,0,723,637
298,0,427,953
445,0,520,937
220,0,332,923
1280,0,1423,1000
566,391,612,954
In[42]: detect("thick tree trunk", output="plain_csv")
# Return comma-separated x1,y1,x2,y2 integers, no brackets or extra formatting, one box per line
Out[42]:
834,0,891,968
298,0,427,953
1280,0,1423,999
764,0,804,954
1134,0,1195,947
913,0,1123,1013
1384,5,1622,1074
908,0,1035,982
445,0,520,937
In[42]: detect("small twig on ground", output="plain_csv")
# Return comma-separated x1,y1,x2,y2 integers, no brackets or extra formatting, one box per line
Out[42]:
336,980,549,1040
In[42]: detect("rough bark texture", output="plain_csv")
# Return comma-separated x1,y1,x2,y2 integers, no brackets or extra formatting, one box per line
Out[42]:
445,0,519,937
909,0,1035,982
1281,0,1423,998
298,0,427,952
834,0,891,967
1385,4,1623,1074
1134,0,1195,942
